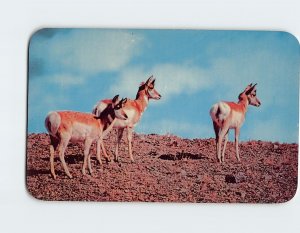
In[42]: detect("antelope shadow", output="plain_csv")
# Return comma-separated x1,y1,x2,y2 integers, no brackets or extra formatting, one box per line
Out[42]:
40,153,98,164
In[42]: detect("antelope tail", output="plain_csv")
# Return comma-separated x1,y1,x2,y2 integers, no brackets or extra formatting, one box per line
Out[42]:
45,111,61,137
209,103,222,128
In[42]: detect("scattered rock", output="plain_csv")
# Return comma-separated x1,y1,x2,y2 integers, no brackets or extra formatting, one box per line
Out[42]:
225,175,237,184
235,172,247,183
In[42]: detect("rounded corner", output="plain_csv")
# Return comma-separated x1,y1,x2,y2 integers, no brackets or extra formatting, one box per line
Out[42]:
25,181,49,202
277,182,298,204
278,30,300,47
28,28,49,49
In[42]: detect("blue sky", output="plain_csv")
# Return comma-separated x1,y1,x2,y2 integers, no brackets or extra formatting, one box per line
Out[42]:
28,29,299,143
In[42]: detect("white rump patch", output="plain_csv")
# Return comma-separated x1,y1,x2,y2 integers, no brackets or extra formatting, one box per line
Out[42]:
210,102,230,122
45,111,61,137
217,102,231,121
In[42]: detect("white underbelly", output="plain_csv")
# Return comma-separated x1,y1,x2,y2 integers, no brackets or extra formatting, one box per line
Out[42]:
229,111,245,128
70,123,99,142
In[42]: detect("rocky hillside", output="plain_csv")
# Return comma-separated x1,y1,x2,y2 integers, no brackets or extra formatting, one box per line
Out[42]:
26,132,298,203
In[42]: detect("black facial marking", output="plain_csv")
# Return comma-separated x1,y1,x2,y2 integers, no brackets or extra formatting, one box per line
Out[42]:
114,103,121,110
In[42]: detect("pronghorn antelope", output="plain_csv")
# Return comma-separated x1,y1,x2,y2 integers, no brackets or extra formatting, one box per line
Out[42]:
45,95,128,179
210,83,261,163
92,75,161,162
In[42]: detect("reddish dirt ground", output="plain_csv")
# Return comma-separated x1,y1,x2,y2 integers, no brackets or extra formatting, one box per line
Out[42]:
26,132,298,203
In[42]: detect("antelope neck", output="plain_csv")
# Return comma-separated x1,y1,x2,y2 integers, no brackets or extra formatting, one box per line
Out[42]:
99,111,115,131
237,97,249,114
135,90,149,113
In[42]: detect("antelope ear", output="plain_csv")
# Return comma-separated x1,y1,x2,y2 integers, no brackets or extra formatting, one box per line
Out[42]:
245,84,257,95
245,89,251,95
243,83,253,94
151,78,156,85
146,75,154,84
122,98,128,104
245,83,252,90
112,94,120,104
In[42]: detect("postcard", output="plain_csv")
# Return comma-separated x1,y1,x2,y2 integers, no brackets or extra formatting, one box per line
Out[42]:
27,29,299,202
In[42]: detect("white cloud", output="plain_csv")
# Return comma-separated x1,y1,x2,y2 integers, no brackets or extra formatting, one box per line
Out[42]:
109,63,213,102
109,67,146,98
50,73,86,87
153,64,212,99
32,29,143,75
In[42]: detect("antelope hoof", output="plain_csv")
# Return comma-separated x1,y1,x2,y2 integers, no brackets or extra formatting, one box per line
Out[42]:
105,157,111,163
